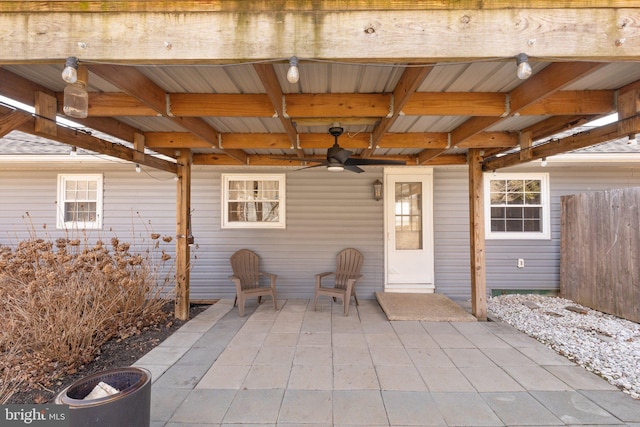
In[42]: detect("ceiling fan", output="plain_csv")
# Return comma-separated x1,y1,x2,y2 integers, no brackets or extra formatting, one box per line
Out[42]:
279,125,406,173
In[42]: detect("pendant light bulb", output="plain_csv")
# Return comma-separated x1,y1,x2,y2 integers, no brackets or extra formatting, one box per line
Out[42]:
286,56,300,84
515,53,532,80
541,157,547,167
135,164,141,173
61,57,79,84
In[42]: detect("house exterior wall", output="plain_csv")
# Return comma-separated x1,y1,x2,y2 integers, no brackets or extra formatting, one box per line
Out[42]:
1,161,639,302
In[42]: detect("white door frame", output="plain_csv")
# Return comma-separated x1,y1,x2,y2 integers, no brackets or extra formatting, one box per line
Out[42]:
383,167,435,293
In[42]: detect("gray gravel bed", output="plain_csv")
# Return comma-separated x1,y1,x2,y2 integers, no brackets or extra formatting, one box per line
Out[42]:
488,294,640,399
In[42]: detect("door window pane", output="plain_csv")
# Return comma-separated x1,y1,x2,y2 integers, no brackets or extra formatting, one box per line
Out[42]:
395,182,422,250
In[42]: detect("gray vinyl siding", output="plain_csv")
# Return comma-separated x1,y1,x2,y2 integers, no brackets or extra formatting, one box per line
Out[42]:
2,161,640,302
189,167,385,301
433,167,471,299
432,164,640,299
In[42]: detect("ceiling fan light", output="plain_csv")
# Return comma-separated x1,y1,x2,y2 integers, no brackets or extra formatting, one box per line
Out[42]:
327,165,344,172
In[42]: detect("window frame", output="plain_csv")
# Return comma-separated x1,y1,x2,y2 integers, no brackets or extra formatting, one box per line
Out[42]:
56,174,104,230
483,172,550,240
221,173,286,229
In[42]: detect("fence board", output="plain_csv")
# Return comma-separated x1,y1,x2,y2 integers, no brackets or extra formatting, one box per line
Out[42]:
560,187,640,323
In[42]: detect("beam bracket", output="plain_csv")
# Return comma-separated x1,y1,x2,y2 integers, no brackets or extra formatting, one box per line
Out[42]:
165,93,174,117
501,94,511,118
387,95,394,118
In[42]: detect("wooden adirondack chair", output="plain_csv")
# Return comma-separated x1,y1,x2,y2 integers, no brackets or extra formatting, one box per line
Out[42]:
228,249,278,317
313,248,364,316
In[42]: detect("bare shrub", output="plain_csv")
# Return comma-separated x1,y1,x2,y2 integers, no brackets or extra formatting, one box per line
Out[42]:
0,227,175,395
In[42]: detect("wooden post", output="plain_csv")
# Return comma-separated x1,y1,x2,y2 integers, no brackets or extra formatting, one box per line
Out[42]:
468,148,487,320
175,150,192,320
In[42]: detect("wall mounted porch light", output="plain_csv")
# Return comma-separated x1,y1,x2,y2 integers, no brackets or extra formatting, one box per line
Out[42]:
373,179,383,201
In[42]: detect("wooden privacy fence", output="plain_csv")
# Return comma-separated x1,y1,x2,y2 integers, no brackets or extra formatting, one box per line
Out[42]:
561,187,640,323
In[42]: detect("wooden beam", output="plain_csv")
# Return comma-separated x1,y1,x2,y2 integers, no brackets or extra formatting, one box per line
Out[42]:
175,150,192,320
285,93,391,118
483,115,640,171
363,66,433,157
87,64,249,164
525,115,596,141
0,67,141,143
1,8,637,61
34,91,57,136
0,109,32,137
5,105,177,173
1,2,635,13
468,148,487,321
451,62,606,147
519,131,533,161
518,90,614,116
404,92,507,116
253,63,304,158
300,133,370,149
418,149,447,165
170,93,274,117
85,90,614,118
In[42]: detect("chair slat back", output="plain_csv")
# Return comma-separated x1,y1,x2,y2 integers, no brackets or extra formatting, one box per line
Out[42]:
230,249,261,290
334,248,363,289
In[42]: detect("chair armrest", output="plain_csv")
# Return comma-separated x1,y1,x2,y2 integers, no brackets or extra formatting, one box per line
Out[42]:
260,272,278,288
315,272,334,279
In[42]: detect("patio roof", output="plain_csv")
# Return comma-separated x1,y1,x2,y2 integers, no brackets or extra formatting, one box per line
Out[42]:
1,2,639,174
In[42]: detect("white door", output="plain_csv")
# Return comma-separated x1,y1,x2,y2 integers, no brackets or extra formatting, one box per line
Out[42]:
384,168,435,293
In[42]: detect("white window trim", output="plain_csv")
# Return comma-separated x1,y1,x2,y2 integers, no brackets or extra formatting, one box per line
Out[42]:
56,174,104,230
221,173,286,229
483,172,550,240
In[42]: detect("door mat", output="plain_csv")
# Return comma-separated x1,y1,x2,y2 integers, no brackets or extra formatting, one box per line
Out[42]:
375,292,477,321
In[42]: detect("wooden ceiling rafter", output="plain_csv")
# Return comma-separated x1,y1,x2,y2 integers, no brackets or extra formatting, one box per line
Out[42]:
362,65,434,158
0,109,32,138
0,67,178,171
87,64,248,164
252,63,305,158
0,67,141,143
0,105,177,173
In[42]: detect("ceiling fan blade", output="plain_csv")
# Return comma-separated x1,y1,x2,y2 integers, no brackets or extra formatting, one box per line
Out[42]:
270,156,328,164
345,158,406,166
344,165,365,173
297,163,328,171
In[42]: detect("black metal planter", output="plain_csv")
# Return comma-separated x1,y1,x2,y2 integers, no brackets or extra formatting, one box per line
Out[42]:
55,367,151,427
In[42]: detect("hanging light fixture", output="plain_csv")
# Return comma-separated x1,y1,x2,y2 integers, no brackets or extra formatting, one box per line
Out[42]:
541,157,548,167
69,146,77,156
515,53,532,80
61,57,79,84
286,56,300,83
62,58,89,118
135,164,141,173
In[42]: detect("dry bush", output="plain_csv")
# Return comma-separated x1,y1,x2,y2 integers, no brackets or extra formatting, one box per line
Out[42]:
0,228,176,397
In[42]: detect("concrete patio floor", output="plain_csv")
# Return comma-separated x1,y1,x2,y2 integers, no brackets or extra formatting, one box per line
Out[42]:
133,298,640,426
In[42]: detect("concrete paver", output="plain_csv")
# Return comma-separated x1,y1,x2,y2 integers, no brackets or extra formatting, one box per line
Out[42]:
136,298,640,426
